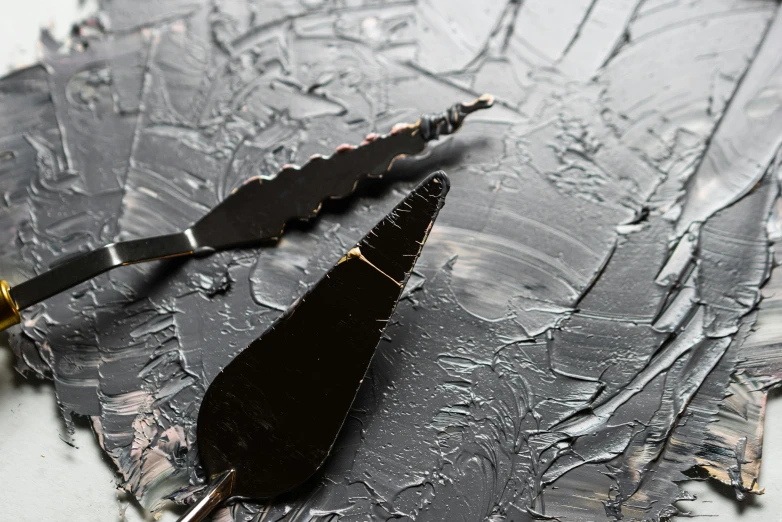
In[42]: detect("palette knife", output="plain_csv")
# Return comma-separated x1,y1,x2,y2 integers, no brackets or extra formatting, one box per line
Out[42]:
176,171,449,521
0,96,492,331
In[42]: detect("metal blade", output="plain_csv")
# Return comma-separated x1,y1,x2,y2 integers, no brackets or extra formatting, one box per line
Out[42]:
195,171,450,499
187,95,491,250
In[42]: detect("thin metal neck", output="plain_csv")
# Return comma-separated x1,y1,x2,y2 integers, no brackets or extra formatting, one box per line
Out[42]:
178,469,236,522
10,232,195,311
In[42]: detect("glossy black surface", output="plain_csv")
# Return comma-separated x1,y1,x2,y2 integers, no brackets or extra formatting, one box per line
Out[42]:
196,172,449,499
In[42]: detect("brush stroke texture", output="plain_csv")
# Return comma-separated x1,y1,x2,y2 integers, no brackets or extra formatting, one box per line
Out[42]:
2,0,782,520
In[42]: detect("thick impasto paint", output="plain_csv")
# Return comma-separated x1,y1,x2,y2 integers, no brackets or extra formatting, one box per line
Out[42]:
3,1,782,520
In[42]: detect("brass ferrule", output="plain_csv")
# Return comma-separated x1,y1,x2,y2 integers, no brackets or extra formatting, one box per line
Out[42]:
0,280,20,331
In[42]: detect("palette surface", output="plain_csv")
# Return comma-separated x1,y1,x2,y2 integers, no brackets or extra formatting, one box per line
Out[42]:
3,1,782,521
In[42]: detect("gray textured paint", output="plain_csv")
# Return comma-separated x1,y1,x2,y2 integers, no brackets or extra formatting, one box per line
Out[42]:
4,0,782,520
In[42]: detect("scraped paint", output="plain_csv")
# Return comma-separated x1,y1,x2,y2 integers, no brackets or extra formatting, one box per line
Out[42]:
3,1,782,521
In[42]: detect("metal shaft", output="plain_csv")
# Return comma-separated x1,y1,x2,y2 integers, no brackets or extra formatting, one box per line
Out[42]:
10,232,195,311
177,469,236,522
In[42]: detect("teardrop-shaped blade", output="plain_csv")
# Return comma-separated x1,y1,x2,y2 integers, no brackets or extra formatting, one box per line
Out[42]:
196,171,450,499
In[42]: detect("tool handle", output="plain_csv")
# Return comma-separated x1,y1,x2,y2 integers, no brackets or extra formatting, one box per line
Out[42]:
0,280,20,330
177,469,235,522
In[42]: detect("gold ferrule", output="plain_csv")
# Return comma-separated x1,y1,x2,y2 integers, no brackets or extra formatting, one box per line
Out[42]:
0,280,20,331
